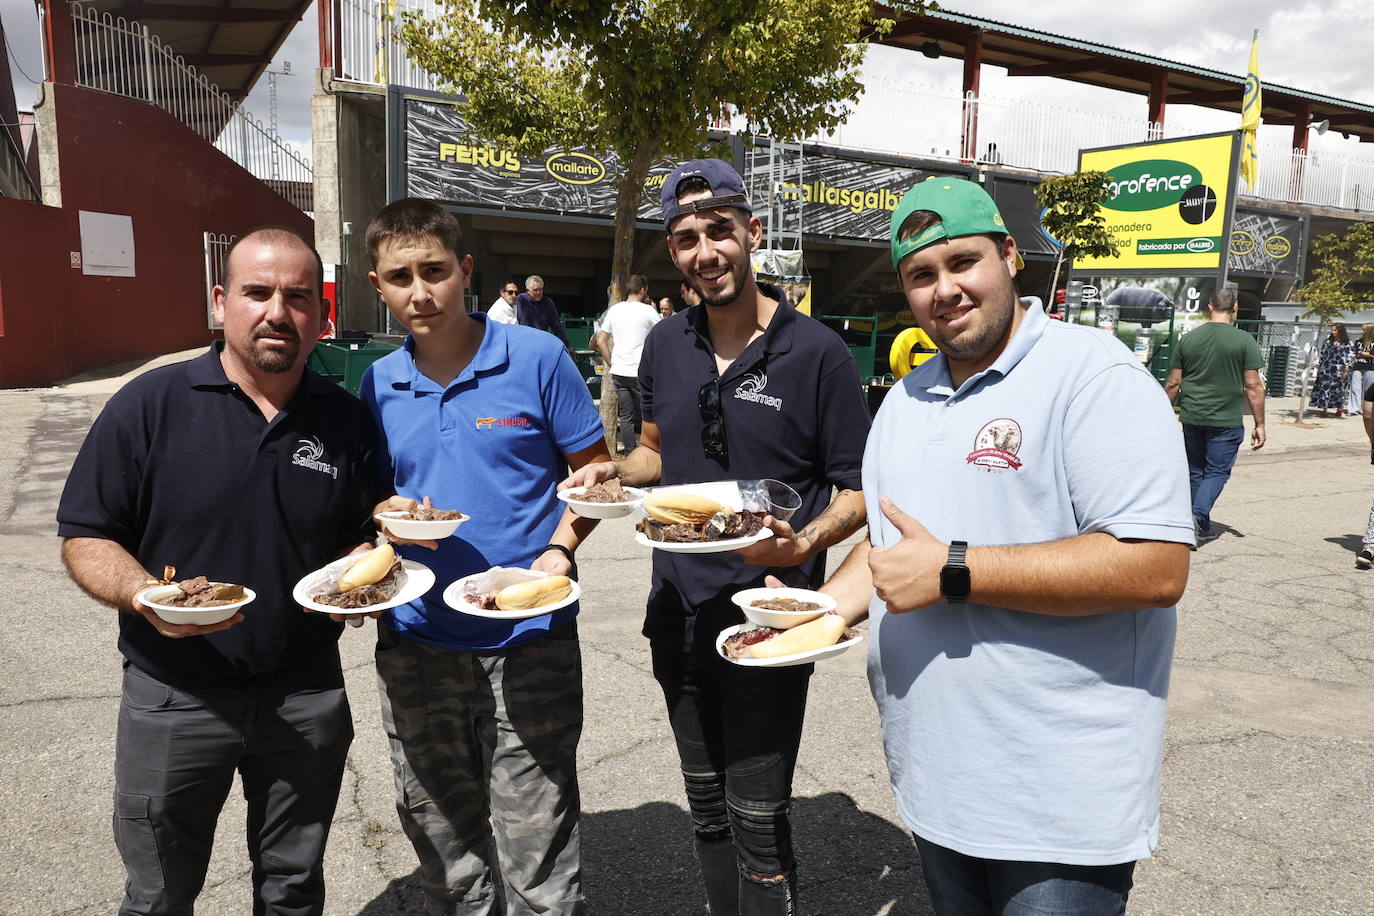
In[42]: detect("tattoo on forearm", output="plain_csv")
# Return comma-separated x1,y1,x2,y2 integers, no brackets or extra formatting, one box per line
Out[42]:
797,490,861,547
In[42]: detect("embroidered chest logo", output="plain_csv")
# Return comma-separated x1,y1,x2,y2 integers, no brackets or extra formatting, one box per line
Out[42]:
474,416,531,429
732,369,783,412
966,419,1024,472
291,437,339,479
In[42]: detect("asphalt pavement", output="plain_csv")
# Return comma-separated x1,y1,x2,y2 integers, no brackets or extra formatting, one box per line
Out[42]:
1,349,1370,915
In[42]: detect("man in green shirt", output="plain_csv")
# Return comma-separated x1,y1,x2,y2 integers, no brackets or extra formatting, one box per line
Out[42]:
1164,289,1266,541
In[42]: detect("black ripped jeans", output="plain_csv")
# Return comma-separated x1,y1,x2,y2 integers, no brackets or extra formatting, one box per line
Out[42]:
651,640,812,916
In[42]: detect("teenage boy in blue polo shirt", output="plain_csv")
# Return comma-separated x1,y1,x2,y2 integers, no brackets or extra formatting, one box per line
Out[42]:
564,159,869,915
359,198,608,914
819,178,1193,915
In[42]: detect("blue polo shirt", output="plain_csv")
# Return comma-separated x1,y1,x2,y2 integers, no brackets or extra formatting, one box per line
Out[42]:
864,299,1193,865
359,316,603,651
56,343,381,688
638,285,869,648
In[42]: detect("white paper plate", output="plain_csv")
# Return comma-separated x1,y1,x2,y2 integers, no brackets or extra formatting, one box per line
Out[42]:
556,485,647,519
442,570,582,619
293,557,435,615
715,623,862,668
374,510,469,540
136,583,256,625
731,587,835,629
634,527,773,554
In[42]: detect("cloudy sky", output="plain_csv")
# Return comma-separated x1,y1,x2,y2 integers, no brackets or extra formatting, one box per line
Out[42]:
3,0,1372,160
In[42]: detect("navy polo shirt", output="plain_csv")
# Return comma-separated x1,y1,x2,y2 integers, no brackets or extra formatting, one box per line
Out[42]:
514,292,571,349
57,343,381,688
638,285,869,648
359,317,604,652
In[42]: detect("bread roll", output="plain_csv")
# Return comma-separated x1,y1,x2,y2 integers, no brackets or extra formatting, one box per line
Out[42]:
748,614,845,659
496,575,573,611
338,544,396,592
644,492,724,525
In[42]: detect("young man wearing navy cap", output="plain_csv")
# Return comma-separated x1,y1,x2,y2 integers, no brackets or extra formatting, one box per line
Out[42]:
57,227,381,914
564,158,869,914
360,198,608,914
820,178,1193,914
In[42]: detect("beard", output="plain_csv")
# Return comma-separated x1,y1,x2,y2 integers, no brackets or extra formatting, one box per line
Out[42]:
247,324,301,374
928,279,1018,364
687,257,749,309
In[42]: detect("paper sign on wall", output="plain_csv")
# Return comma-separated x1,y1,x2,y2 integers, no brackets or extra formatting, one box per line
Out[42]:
79,210,136,277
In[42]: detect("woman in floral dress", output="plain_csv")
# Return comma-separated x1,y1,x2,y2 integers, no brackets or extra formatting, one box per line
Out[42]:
1311,322,1355,417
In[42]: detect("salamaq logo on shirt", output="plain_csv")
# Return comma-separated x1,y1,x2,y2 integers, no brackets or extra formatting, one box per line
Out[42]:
291,436,339,479
733,370,782,411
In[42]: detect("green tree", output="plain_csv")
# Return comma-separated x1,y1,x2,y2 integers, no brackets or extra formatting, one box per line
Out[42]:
1293,222,1374,421
396,0,905,305
1033,170,1120,299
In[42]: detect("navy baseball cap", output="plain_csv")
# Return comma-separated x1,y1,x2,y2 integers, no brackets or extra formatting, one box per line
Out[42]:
661,158,752,230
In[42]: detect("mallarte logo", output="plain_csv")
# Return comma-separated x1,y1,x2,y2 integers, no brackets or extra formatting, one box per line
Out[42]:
733,370,783,411
292,437,339,479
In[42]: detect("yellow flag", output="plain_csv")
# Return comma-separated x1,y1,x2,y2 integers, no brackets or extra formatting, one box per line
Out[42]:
1239,32,1261,190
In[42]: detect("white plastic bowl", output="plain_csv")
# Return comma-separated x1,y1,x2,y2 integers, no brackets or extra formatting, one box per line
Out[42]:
557,485,646,519
375,510,469,540
731,587,835,629
136,583,256,625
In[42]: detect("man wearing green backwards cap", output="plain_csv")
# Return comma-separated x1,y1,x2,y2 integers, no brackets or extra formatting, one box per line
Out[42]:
818,177,1194,914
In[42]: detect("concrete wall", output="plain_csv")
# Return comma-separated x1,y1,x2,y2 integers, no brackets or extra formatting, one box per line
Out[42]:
0,82,312,388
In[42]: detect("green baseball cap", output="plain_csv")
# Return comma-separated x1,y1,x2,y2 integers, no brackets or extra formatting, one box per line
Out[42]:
889,177,1024,270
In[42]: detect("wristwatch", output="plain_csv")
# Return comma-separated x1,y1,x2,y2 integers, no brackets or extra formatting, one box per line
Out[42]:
939,541,971,604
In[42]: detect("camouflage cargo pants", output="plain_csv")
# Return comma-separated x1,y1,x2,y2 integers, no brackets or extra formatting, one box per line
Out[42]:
376,621,585,915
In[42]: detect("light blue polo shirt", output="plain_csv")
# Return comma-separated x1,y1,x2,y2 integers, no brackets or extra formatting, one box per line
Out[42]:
359,316,604,651
863,298,1193,866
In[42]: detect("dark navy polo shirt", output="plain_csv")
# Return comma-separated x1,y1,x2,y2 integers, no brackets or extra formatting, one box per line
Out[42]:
638,284,869,648
57,343,381,688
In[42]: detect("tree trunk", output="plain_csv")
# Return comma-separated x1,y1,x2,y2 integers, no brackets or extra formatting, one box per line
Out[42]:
1048,251,1065,309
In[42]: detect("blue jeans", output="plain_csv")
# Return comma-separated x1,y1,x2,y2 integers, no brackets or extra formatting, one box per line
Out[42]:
652,640,811,916
1181,423,1245,533
914,835,1135,916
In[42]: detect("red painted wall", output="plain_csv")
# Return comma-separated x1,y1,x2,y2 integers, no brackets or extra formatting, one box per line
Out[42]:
0,83,312,388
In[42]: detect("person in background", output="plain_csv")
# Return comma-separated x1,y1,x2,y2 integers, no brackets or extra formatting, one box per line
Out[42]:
680,279,702,309
1164,289,1265,543
658,296,676,319
361,198,608,913
1310,322,1354,418
56,227,380,914
1349,324,1374,422
488,281,520,325
594,273,661,454
516,274,573,349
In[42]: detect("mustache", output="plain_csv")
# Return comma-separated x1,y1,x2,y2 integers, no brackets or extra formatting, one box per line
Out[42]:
252,323,300,342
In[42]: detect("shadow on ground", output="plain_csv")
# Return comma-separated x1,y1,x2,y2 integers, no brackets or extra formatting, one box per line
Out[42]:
1323,533,1364,554
356,794,929,915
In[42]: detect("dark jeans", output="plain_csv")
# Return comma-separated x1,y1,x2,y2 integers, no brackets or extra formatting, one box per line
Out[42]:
1181,423,1245,532
114,662,352,916
611,374,641,453
914,835,1136,916
651,642,812,916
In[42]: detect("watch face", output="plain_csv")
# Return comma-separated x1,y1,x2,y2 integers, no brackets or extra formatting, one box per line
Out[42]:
940,564,971,600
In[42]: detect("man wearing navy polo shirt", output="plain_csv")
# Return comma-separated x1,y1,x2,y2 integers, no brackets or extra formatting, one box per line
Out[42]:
360,198,608,914
57,228,380,914
820,178,1193,915
564,159,869,915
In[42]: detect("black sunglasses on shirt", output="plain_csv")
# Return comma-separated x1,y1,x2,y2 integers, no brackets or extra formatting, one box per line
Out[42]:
698,378,728,465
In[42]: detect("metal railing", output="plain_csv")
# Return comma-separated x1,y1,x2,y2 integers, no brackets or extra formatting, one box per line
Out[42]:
335,0,441,89
0,125,39,202
203,231,236,329
70,3,313,213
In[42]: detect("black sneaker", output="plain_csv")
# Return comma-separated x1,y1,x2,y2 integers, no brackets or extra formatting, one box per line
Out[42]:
1357,549,1373,570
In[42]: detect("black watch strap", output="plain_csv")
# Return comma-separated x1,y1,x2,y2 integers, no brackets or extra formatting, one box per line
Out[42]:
941,540,971,604
541,543,575,564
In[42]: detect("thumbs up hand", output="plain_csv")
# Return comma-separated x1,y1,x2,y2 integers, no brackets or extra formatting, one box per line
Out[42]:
868,496,948,614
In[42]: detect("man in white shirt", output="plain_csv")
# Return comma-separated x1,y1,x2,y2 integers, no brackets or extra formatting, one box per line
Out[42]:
594,273,660,453
487,281,519,324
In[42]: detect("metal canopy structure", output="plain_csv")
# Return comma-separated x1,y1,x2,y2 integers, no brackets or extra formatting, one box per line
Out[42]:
875,5,1374,146
62,0,311,103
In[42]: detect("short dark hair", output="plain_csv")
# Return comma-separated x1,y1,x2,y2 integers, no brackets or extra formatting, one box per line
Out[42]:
628,274,649,296
366,198,464,267
675,175,712,198
1209,288,1237,312
224,226,323,296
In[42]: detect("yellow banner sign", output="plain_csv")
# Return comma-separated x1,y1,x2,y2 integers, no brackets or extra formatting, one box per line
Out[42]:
1076,133,1239,272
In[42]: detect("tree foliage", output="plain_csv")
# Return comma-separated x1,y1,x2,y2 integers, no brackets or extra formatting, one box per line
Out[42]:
1033,170,1119,297
1294,221,1374,323
396,0,907,303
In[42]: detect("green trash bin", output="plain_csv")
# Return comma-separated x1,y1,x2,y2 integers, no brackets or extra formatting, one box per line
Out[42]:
562,317,597,352
572,349,601,398
308,338,400,395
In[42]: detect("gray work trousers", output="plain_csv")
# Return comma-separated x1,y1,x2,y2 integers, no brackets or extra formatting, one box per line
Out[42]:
375,621,585,915
114,662,353,916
